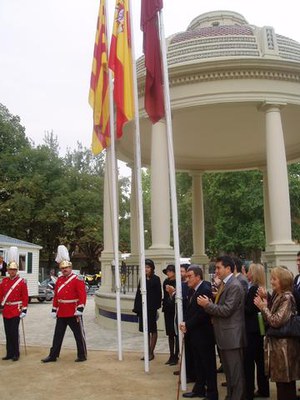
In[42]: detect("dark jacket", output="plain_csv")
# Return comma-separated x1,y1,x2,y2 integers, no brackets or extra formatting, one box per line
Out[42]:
133,274,162,315
0,261,7,276
293,274,300,315
244,284,260,334
185,280,214,346
162,278,176,313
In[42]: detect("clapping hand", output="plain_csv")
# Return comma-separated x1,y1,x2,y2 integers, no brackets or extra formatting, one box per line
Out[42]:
254,295,267,310
197,295,210,307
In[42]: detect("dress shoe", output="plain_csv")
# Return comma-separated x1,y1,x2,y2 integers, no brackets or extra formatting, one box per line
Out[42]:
169,357,178,366
182,392,204,398
221,381,227,387
2,356,12,360
173,370,180,376
165,357,172,365
41,356,57,363
253,391,269,398
149,354,155,361
186,378,195,384
217,365,224,373
75,357,87,362
12,356,19,361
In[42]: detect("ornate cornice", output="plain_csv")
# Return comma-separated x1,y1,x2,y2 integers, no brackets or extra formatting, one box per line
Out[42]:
137,66,300,97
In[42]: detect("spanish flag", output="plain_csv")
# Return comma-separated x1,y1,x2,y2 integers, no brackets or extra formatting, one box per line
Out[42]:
109,0,134,138
89,0,110,154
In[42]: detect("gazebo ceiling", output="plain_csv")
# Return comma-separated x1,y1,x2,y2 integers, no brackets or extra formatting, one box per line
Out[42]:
117,10,300,172
120,102,300,171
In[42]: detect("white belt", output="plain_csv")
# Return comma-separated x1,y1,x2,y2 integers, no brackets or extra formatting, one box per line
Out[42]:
5,301,22,306
58,299,78,304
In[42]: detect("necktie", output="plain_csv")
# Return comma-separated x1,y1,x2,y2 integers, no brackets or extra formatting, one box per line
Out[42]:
215,281,225,304
189,289,195,304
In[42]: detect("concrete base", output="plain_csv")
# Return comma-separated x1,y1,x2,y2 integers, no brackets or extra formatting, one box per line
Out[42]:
262,243,300,285
96,250,177,333
94,290,165,334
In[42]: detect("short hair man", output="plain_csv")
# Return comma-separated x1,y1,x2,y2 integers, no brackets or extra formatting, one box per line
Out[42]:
198,256,247,400
180,265,218,400
0,260,28,361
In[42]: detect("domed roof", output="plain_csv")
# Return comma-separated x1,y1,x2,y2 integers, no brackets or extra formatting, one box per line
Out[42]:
123,10,300,173
136,10,300,76
166,10,300,66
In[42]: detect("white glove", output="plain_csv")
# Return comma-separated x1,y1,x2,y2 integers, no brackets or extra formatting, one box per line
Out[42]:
74,310,83,316
20,312,26,319
50,312,57,319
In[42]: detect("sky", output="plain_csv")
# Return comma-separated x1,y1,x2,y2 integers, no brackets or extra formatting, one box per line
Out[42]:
1,0,300,156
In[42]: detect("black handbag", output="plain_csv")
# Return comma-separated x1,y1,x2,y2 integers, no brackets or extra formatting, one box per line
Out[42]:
267,315,300,338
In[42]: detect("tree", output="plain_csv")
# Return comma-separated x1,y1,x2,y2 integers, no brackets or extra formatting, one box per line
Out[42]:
0,103,31,155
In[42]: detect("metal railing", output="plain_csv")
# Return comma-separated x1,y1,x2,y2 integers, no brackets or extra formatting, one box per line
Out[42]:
111,262,139,294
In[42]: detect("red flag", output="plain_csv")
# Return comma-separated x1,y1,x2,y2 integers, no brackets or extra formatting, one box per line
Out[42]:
141,0,165,124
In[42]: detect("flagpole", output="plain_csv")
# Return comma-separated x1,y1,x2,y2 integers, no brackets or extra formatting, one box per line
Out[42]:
158,10,186,390
129,0,149,373
106,1,123,361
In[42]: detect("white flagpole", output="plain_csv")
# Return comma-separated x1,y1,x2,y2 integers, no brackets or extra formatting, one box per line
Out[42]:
158,10,186,390
129,0,149,373
106,0,123,361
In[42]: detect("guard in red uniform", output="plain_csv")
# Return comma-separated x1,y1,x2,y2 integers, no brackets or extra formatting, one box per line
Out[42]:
41,258,87,363
0,261,28,361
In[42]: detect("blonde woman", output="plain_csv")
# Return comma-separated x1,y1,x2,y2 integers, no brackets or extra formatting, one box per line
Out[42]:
244,263,269,399
254,267,300,400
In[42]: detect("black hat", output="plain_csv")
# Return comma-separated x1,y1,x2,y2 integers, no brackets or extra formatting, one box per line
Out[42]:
163,264,175,275
145,259,155,270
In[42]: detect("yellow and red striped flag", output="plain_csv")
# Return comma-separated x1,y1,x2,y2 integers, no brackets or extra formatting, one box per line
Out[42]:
89,0,110,154
109,0,134,138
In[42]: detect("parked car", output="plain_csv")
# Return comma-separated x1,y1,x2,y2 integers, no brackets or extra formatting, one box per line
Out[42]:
37,279,55,302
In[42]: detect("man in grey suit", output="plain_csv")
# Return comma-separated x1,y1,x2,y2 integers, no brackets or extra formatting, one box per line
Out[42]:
198,255,246,400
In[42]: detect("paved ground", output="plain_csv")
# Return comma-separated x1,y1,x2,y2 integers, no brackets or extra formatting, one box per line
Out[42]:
0,295,283,400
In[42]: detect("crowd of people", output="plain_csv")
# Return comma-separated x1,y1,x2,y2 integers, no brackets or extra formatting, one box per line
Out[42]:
1,246,300,400
134,253,300,400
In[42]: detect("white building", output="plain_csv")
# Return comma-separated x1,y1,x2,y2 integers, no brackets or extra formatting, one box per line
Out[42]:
0,234,42,297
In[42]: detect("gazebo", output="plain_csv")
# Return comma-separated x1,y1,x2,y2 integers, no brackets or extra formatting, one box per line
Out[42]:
95,10,300,331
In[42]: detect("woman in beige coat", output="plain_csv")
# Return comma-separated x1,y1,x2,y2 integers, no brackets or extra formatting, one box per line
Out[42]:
254,266,300,400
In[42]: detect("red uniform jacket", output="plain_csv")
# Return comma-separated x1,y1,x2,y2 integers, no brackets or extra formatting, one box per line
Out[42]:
53,273,86,318
0,276,29,319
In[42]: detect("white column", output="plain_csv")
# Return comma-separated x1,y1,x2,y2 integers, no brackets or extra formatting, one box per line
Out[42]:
149,120,171,249
263,103,293,244
191,172,205,256
100,150,117,293
129,163,139,256
262,169,272,246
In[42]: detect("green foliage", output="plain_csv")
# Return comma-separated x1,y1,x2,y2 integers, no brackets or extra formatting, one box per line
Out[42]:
1,103,300,268
0,105,108,271
203,171,265,258
0,104,30,154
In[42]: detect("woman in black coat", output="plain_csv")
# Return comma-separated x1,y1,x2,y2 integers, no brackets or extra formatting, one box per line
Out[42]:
133,259,162,360
162,264,179,365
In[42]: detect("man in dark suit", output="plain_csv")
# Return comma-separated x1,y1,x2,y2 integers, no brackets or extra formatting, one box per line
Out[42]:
198,256,246,400
293,251,300,314
0,256,7,277
180,265,218,400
